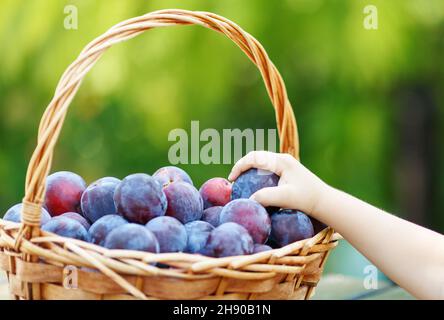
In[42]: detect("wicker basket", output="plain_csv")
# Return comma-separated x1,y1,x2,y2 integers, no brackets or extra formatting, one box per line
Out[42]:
0,9,340,300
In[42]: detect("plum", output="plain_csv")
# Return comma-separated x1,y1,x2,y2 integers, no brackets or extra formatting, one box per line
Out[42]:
114,173,167,224
184,221,214,253
199,178,232,209
201,206,223,227
42,216,89,241
88,214,128,246
231,168,279,200
163,181,203,224
219,199,271,244
94,177,121,184
153,166,193,187
44,171,87,216
145,216,187,253
201,222,253,257
310,217,328,234
60,212,91,230
270,210,314,247
253,244,273,253
81,177,120,223
104,223,159,253
231,168,280,214
3,203,51,226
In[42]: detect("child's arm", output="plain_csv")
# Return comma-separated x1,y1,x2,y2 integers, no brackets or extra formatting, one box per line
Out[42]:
229,151,444,300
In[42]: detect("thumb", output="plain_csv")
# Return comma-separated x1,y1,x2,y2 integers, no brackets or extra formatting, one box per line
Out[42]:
250,185,293,208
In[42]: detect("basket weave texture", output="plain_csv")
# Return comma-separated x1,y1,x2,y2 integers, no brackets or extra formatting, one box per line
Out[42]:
0,9,339,300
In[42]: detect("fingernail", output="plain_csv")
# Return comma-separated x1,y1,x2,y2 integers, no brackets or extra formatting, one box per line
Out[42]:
228,172,234,181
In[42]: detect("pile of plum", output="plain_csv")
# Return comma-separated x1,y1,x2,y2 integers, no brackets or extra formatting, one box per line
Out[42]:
3,167,326,257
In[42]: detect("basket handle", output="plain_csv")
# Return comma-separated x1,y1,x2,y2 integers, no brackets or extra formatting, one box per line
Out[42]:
19,9,299,229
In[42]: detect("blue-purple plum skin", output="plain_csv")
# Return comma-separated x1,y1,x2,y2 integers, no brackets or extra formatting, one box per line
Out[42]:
3,203,51,226
231,168,280,214
88,214,128,246
253,244,272,253
60,212,91,230
184,221,214,254
270,210,314,247
231,168,279,200
104,223,159,253
145,216,187,253
153,166,193,187
219,199,271,244
42,216,90,241
81,177,120,223
201,206,223,227
201,222,254,257
114,174,167,224
164,181,203,224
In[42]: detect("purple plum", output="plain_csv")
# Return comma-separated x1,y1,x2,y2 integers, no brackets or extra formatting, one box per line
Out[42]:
44,171,86,216
114,173,167,224
201,222,253,257
153,166,193,187
163,181,203,224
88,214,128,246
184,221,214,253
219,199,271,244
81,177,120,223
201,206,223,227
104,223,159,253
270,210,314,247
4,203,51,226
145,216,187,253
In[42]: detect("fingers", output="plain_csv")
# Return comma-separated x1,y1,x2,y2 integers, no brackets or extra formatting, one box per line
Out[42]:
228,151,291,181
249,185,293,208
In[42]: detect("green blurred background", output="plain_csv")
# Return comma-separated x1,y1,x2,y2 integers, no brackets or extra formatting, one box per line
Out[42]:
0,0,443,279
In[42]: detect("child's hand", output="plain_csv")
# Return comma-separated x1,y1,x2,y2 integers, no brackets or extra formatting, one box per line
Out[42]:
228,151,328,216
229,153,444,300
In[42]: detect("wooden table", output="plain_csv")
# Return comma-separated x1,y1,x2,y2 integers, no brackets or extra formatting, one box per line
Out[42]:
0,271,414,300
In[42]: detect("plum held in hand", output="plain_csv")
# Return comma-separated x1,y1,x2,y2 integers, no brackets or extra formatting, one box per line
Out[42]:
184,221,214,254
88,214,128,246
219,199,271,244
153,166,193,187
60,212,91,230
42,216,89,241
202,222,254,257
104,223,159,253
231,168,279,200
270,210,314,247
201,206,223,227
3,203,51,226
114,174,167,224
199,178,232,209
145,216,188,253
81,177,120,223
44,171,87,216
163,181,203,224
